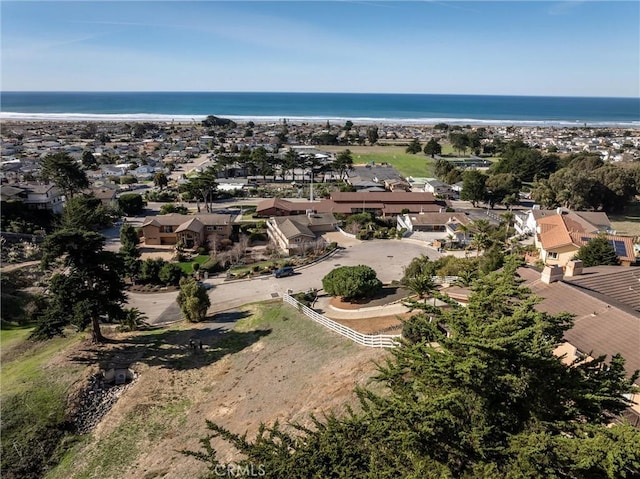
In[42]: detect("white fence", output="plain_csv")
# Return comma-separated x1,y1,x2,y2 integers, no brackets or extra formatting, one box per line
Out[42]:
335,225,357,239
282,294,401,348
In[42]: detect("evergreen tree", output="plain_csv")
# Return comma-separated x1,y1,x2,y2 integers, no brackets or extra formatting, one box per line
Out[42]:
177,277,211,322
119,222,141,279
40,152,89,198
574,235,620,267
61,194,113,230
424,138,442,158
34,229,126,342
460,169,487,207
153,171,169,190
405,138,422,154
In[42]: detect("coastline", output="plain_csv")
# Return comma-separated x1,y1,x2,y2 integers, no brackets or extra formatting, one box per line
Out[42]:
1,112,639,128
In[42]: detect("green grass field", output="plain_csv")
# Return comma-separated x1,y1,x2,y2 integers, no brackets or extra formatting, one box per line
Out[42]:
323,146,435,178
609,201,640,237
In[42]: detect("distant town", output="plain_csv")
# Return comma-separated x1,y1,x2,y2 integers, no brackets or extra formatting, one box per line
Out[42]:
2,117,640,478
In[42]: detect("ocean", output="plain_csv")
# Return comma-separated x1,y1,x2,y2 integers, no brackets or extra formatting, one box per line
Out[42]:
1,91,639,127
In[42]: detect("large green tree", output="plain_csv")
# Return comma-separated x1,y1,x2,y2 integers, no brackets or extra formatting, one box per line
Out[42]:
460,169,487,207
405,138,422,154
321,265,382,301
180,166,219,212
332,149,354,181
491,141,558,182
119,222,141,279
485,173,522,209
153,171,169,190
424,138,442,158
574,235,620,267
118,193,145,216
34,229,126,342
60,194,113,230
40,152,89,198
186,259,640,478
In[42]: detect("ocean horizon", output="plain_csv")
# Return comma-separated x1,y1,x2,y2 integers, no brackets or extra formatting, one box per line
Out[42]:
1,91,639,127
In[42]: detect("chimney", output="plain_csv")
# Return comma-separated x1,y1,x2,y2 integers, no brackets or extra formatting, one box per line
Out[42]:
565,260,584,277
541,265,564,284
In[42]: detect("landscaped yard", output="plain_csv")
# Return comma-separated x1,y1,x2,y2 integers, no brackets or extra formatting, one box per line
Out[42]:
178,254,209,274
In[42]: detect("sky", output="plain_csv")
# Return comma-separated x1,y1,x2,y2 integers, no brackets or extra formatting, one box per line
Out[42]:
1,1,639,97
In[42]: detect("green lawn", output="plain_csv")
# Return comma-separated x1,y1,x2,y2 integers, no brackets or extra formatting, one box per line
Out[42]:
323,146,435,178
178,254,209,274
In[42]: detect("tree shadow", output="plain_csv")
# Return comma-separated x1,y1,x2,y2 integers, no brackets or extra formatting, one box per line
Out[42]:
205,310,252,323
67,324,271,371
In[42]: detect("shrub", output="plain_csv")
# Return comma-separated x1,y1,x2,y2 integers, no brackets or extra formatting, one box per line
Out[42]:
356,229,371,240
249,232,267,243
321,265,382,301
201,258,222,273
159,262,183,285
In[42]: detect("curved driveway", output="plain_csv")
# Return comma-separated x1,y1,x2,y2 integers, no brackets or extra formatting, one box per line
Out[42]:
127,239,441,324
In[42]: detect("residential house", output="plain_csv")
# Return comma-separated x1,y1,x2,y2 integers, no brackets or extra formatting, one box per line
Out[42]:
515,207,614,236
86,187,118,207
442,265,640,427
1,183,64,214
534,211,635,267
267,212,338,255
142,213,234,248
397,212,471,242
256,192,448,218
519,266,640,427
423,178,456,199
132,165,157,181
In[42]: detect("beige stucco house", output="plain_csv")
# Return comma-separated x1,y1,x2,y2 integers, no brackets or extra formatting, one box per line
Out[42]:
142,213,233,248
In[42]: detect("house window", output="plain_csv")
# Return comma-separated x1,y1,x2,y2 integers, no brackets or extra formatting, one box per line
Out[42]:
206,225,224,232
206,226,215,232
547,252,558,260
162,226,174,233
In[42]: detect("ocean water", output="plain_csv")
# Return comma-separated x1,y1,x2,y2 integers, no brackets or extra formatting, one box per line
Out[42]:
1,91,639,126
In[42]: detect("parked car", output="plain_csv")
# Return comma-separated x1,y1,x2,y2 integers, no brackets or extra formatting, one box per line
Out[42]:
273,266,295,278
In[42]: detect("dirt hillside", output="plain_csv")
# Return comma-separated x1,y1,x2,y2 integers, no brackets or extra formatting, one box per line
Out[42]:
47,302,388,479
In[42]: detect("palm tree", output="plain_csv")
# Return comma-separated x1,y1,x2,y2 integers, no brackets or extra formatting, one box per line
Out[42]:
470,231,490,257
405,273,437,304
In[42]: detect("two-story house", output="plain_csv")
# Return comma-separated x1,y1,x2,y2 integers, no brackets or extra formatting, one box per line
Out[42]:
142,213,234,248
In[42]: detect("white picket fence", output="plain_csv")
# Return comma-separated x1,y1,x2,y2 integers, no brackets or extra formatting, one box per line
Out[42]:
282,294,401,348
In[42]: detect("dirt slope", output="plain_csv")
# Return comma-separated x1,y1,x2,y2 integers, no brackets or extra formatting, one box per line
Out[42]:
48,302,388,479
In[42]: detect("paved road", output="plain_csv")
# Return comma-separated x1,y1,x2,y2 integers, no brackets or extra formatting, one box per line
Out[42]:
126,239,441,324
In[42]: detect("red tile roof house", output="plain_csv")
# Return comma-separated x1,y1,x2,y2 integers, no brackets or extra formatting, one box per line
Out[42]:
534,211,636,267
142,213,233,248
255,192,448,218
